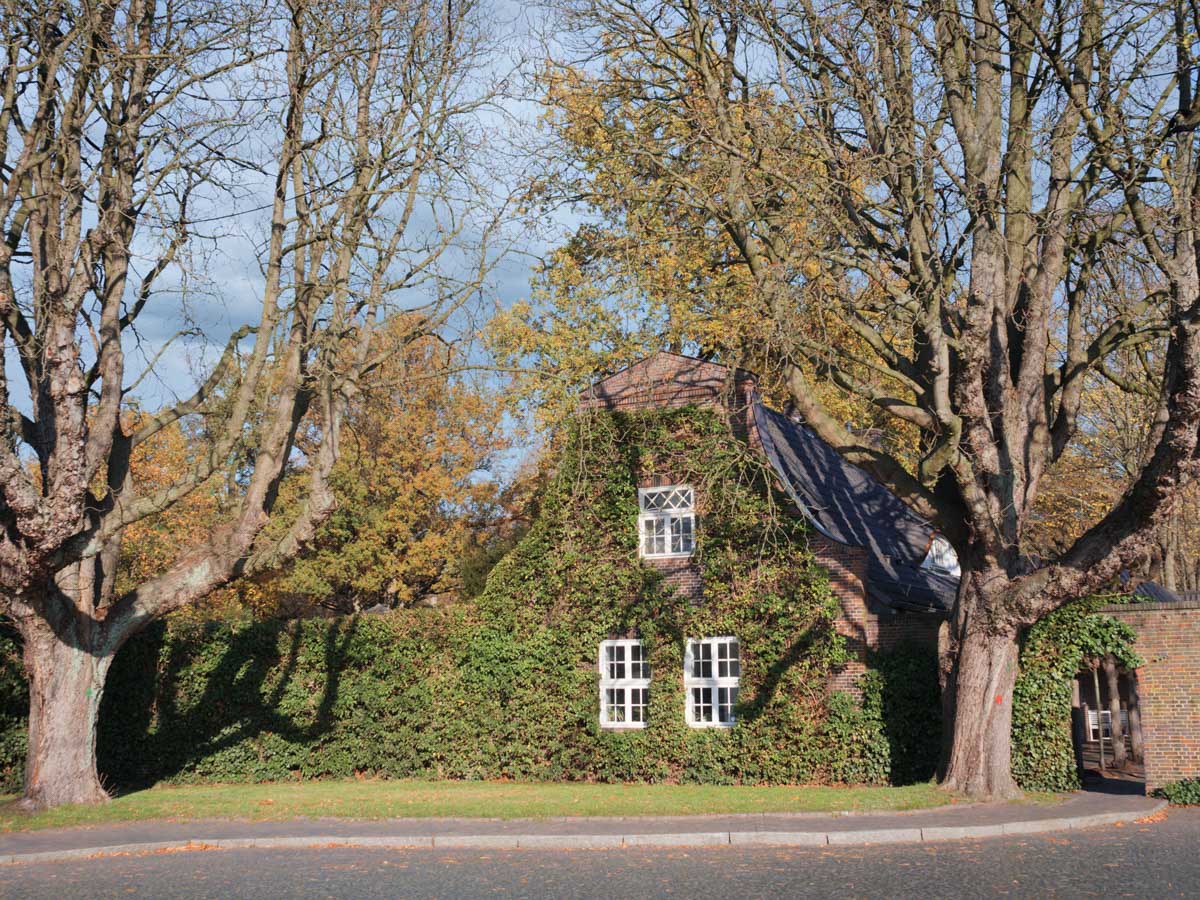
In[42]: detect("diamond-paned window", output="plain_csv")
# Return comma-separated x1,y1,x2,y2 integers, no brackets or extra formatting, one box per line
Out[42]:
684,637,739,727
599,639,651,728
638,486,695,558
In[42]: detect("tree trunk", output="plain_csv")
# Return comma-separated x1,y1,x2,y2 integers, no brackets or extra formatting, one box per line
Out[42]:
20,620,115,811
1103,655,1128,769
940,626,1022,799
1127,675,1145,765
1162,533,1178,592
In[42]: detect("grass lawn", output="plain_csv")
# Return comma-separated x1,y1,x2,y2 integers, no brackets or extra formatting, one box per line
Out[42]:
0,780,962,832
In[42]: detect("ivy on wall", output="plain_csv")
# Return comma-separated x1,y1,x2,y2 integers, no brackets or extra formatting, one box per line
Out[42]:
0,407,966,790
1011,599,1141,792
0,626,25,792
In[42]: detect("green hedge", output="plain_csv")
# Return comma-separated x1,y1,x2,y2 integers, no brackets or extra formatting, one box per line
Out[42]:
87,616,939,790
0,626,25,792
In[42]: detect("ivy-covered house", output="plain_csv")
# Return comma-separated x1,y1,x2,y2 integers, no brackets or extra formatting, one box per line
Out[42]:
573,352,957,734
12,353,1192,793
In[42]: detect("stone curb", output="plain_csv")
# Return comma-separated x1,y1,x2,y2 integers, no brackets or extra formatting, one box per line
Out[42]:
0,800,1166,864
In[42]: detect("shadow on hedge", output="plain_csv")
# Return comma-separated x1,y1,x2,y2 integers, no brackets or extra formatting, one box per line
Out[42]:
867,645,942,785
98,617,359,793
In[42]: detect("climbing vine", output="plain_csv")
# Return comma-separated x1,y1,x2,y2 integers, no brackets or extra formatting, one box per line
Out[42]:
413,406,857,784
1011,598,1141,792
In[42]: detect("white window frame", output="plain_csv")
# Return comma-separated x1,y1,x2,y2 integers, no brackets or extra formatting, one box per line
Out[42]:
684,636,740,728
1086,708,1129,741
638,485,696,559
599,639,651,729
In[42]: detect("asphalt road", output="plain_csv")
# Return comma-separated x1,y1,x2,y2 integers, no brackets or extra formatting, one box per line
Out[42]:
2,810,1196,899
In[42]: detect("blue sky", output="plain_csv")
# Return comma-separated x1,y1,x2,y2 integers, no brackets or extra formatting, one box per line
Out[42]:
3,0,577,456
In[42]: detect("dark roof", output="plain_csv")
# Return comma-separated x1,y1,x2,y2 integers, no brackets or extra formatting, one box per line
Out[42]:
754,403,934,564
1133,582,1194,603
753,402,955,614
866,557,958,614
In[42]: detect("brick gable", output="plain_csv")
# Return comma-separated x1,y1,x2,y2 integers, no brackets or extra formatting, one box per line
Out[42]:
580,352,757,415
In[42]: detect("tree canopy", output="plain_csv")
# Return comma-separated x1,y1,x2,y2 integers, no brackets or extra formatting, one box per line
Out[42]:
520,0,1200,797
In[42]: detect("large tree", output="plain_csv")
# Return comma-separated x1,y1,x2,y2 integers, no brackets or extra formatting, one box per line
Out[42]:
0,0,505,809
536,0,1200,797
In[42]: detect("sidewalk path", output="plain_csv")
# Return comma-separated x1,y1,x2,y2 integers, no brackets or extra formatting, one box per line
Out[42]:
0,791,1166,863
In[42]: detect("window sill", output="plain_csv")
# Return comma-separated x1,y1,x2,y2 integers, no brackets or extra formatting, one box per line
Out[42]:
600,723,647,731
640,552,695,561
686,721,736,730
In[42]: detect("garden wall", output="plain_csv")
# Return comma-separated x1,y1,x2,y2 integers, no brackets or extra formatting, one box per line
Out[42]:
1097,600,1200,791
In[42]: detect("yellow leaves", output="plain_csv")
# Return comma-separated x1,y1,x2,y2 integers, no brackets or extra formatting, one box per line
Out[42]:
506,36,855,421
247,323,510,615
111,314,511,620
116,418,228,597
1027,446,1125,556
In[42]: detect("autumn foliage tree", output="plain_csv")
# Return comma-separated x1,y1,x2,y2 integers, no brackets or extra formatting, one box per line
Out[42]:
535,0,1200,797
0,0,506,809
251,325,510,616
112,415,243,619
494,48,847,421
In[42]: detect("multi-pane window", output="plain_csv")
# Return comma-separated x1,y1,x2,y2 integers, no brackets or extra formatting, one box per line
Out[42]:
684,637,740,727
638,485,695,558
599,639,651,728
1086,708,1129,741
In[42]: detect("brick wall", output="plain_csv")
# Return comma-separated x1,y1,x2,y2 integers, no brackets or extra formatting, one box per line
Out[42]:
1098,602,1200,791
813,535,942,694
644,555,704,605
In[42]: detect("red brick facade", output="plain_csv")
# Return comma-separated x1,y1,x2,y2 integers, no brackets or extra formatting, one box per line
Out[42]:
1097,601,1200,790
582,352,944,689
813,534,943,693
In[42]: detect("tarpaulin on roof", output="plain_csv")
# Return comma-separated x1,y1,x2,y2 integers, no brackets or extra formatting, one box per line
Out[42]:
753,402,957,614
866,556,957,614
1133,581,1184,603
754,403,933,565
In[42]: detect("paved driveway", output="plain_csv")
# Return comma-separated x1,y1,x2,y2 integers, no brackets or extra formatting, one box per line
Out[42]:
1,809,1194,899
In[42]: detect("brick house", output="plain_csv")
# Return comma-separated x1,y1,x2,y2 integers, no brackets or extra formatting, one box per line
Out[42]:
580,352,955,723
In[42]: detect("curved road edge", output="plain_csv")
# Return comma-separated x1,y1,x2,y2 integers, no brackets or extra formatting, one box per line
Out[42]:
0,799,1168,863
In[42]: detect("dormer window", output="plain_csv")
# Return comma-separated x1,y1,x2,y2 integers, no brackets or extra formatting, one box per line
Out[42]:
638,485,695,558
921,535,961,577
